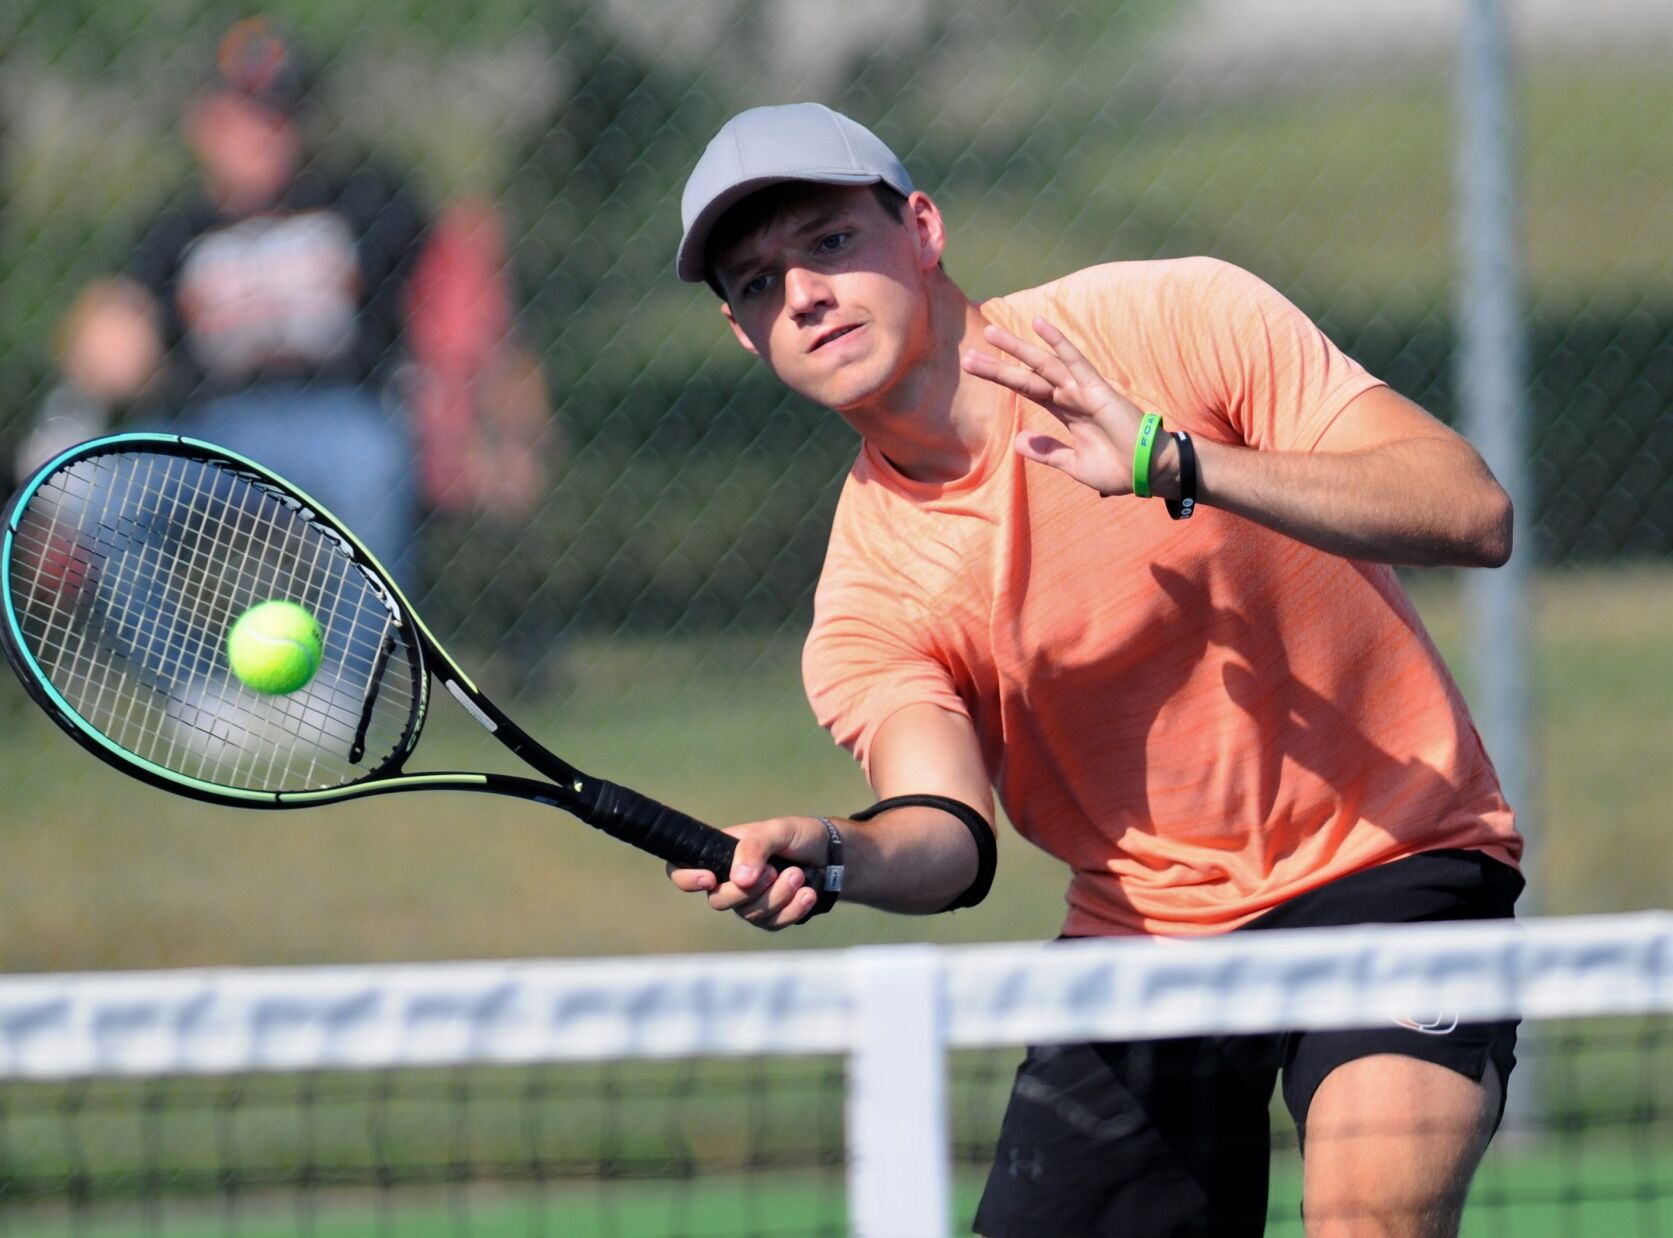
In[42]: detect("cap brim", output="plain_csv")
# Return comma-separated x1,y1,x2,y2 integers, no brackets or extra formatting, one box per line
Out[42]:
676,170,884,286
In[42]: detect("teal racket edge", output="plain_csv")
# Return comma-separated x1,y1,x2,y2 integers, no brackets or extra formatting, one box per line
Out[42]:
0,433,806,883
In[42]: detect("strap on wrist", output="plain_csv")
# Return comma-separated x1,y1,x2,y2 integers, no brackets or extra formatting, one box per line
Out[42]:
1132,412,1163,499
851,794,996,912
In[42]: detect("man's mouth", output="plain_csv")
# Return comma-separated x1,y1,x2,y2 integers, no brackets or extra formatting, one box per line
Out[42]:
811,324,861,352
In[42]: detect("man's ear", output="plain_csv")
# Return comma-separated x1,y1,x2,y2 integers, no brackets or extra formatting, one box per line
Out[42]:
907,191,947,273
721,301,760,357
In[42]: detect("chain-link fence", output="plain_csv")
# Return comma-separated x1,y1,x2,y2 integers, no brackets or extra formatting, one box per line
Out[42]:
1,0,1669,969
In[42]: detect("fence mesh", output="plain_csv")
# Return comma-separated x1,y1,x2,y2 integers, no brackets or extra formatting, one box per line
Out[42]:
0,4,1667,953
6,1,1671,631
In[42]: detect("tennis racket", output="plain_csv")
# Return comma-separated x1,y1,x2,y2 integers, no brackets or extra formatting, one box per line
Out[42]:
1,432,823,889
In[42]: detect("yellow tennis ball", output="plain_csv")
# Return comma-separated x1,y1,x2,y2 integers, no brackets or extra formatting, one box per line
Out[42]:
226,600,323,695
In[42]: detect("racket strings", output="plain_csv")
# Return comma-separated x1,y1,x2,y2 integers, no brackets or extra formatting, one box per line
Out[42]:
8,451,421,792
15,461,147,738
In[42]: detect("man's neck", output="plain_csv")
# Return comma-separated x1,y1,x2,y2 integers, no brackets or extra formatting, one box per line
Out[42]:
843,281,1005,485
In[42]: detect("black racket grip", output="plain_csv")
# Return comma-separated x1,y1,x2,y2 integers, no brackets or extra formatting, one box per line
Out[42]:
584,780,825,889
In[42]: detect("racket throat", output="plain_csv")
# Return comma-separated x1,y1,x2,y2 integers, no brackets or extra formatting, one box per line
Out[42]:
439,677,609,822
444,678,500,733
350,631,399,763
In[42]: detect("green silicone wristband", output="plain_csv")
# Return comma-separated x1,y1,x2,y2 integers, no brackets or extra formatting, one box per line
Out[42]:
1132,412,1163,499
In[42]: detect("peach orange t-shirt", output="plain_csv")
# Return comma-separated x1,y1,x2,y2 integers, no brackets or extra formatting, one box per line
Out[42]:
803,257,1520,938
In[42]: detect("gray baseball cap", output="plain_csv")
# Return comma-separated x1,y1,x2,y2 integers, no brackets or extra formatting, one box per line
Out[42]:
677,102,913,286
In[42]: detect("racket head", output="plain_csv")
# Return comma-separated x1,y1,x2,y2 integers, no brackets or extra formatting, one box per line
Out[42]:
2,433,433,804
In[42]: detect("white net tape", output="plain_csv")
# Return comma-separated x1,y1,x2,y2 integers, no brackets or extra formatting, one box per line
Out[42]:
0,912,1663,1076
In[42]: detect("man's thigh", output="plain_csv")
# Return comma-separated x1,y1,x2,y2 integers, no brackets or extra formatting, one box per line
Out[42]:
1281,1004,1516,1237
973,1033,1280,1238
1282,1010,1517,1144
1299,1053,1502,1237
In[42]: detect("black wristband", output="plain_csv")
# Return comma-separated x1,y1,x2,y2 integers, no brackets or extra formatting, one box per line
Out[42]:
1166,430,1197,520
805,816,844,919
850,794,996,912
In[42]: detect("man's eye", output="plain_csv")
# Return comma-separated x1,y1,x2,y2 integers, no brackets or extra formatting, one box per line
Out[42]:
817,232,851,253
741,273,772,297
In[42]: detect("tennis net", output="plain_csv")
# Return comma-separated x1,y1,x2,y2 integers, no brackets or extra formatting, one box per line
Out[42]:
0,911,1666,1236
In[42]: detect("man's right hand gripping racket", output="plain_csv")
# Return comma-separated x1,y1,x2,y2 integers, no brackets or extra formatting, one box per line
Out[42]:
0,433,825,892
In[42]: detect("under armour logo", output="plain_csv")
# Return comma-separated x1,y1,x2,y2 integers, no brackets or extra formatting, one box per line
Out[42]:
1008,1148,1047,1182
1392,1010,1460,1035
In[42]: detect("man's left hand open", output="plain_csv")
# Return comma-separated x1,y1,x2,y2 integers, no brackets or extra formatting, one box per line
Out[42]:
962,316,1147,498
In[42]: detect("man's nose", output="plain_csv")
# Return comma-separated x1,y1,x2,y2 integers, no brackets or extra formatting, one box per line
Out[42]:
784,265,832,314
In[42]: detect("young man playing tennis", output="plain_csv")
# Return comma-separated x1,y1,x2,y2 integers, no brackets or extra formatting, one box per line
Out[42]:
668,103,1522,1236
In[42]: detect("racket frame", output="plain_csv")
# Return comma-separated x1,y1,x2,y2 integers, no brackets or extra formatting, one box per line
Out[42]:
2,433,768,882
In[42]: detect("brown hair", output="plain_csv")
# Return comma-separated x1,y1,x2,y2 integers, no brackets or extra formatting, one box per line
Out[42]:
704,181,910,299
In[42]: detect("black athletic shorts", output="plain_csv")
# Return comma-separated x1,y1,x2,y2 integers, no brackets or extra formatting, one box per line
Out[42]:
971,848,1524,1238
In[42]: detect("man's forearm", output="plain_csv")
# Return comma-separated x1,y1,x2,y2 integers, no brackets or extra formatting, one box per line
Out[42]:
1147,432,1513,567
833,805,985,915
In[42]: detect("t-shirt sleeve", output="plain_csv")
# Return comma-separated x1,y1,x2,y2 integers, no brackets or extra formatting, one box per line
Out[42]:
802,520,970,779
1178,258,1385,451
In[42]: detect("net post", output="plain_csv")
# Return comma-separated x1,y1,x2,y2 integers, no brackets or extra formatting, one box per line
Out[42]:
1454,0,1536,1139
845,945,950,1238
1455,0,1530,897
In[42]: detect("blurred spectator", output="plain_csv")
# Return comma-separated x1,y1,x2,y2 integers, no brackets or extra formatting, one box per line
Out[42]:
405,197,562,697
23,18,428,581
405,197,548,521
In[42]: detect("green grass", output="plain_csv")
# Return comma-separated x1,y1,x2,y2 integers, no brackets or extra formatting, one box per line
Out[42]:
0,1179,848,1238
0,1021,1663,1236
0,566,1667,1232
1409,565,1673,916
0,565,1669,1233
0,632,1071,971
2,1145,1665,1236
0,566,1669,971
1265,1145,1673,1237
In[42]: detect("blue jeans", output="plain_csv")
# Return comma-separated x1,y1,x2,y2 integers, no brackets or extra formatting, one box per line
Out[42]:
170,384,418,589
